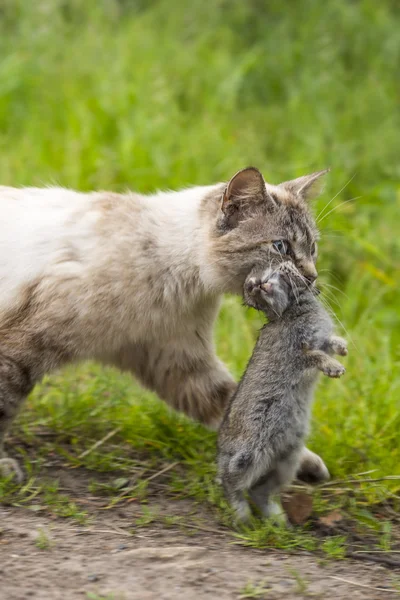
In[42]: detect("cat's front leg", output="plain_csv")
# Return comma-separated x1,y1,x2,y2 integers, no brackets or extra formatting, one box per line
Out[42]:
112,340,236,429
0,352,34,484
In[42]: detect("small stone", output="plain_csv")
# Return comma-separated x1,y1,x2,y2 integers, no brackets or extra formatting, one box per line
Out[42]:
87,574,100,582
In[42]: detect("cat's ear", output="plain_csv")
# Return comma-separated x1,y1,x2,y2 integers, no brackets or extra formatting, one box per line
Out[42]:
220,167,271,228
279,169,330,202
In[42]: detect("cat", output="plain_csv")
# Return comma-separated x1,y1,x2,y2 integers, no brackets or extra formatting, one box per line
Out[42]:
0,166,330,483
217,262,347,522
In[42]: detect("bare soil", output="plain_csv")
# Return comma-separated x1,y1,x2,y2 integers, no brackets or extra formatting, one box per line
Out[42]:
1,466,399,600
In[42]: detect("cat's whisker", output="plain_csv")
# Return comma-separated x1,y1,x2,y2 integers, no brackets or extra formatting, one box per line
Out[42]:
318,283,344,305
317,196,361,224
309,284,357,351
318,227,345,235
329,312,358,352
319,234,345,239
288,273,300,305
320,290,342,311
320,282,349,300
318,270,345,286
317,269,334,276
312,285,338,313
296,272,343,318
316,297,344,333
296,271,316,293
269,305,280,319
316,173,356,223
286,272,295,294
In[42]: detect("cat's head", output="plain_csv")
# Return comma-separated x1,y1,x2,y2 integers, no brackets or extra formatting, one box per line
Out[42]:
207,166,328,294
243,261,314,319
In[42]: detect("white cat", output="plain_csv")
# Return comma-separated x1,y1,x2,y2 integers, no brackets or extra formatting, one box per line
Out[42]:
0,167,329,483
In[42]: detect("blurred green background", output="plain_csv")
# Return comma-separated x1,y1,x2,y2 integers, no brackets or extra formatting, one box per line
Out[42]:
0,1,399,504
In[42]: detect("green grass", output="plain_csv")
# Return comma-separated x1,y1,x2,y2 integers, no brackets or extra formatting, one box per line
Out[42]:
35,528,52,550
0,0,400,556
238,580,270,599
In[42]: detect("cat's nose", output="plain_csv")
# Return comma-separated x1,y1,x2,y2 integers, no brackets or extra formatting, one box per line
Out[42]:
302,263,317,283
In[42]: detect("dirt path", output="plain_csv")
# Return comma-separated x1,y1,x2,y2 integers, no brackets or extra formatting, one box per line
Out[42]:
1,504,399,600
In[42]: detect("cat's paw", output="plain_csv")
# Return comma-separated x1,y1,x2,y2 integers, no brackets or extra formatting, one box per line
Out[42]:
330,336,348,357
0,457,24,484
322,361,345,378
296,448,330,484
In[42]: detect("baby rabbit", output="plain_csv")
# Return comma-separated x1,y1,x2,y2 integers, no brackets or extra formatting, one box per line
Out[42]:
217,263,347,522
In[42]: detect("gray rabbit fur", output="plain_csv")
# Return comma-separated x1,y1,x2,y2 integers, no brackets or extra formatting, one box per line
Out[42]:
217,263,347,522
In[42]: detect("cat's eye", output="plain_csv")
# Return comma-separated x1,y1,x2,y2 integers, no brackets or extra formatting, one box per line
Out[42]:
272,240,288,255
311,242,317,255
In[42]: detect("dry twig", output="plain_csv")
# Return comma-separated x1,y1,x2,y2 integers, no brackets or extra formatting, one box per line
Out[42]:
327,575,399,593
78,427,121,459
